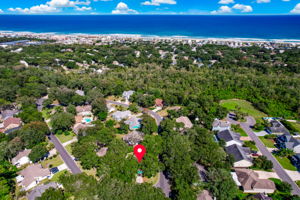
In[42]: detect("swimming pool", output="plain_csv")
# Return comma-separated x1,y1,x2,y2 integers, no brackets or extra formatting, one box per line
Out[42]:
83,118,92,123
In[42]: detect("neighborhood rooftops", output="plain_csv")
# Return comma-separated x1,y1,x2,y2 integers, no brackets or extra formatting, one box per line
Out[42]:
27,182,59,200
112,111,131,121
122,90,135,101
18,164,51,190
217,130,242,145
176,116,193,129
235,168,276,193
225,144,252,164
276,133,300,153
267,120,290,135
212,118,230,131
12,149,31,167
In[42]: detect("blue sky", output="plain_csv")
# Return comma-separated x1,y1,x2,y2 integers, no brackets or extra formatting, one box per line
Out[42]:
0,0,299,15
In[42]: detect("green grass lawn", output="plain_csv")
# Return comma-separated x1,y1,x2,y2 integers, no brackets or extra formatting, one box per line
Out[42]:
65,144,73,155
51,170,68,182
220,99,267,122
290,122,300,133
232,124,248,136
40,155,64,168
56,131,76,143
274,155,297,171
259,137,276,148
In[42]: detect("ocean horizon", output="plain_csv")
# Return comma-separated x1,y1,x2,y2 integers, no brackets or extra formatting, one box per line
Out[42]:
1,15,300,41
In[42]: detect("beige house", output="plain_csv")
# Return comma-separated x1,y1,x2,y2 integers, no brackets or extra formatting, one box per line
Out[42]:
235,168,276,194
17,164,51,191
176,116,193,129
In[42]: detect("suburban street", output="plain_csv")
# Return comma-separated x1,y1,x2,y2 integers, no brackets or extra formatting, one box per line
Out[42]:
49,134,82,174
106,100,163,125
228,115,300,196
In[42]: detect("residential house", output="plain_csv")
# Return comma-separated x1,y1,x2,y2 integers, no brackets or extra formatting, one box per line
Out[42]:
125,116,141,130
276,133,300,153
176,116,193,129
291,153,300,170
123,131,144,146
73,123,89,135
96,147,108,157
197,190,213,200
112,111,131,122
212,118,231,132
267,120,289,135
1,109,19,120
234,168,276,194
107,104,116,113
155,99,164,108
11,149,31,167
122,90,135,102
75,89,85,96
76,105,92,116
217,130,243,147
0,117,22,134
27,182,59,200
17,164,51,191
225,144,253,168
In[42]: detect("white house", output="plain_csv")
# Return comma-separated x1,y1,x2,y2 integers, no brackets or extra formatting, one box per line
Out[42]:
212,118,231,132
122,91,135,102
11,149,31,167
112,111,131,122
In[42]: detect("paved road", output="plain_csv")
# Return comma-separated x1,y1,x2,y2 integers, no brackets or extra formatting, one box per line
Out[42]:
49,134,81,174
154,172,171,197
228,115,300,196
106,100,163,125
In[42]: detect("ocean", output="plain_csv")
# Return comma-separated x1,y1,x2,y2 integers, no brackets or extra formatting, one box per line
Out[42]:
0,15,300,41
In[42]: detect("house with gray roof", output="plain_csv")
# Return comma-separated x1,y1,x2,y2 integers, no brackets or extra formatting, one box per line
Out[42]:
217,130,243,147
123,131,144,146
276,133,300,153
212,118,231,132
1,109,19,120
27,182,59,200
225,144,253,168
112,111,131,122
267,120,289,135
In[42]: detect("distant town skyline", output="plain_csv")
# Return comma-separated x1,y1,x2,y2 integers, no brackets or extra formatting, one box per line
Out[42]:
0,0,299,15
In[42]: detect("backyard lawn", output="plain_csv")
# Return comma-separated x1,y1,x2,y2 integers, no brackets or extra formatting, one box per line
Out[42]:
274,155,297,171
65,144,72,155
51,170,68,182
259,137,276,148
232,124,248,136
41,155,64,168
220,99,267,122
56,131,76,143
290,122,300,133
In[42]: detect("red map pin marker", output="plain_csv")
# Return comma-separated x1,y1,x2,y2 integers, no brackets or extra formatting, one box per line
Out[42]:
133,144,146,163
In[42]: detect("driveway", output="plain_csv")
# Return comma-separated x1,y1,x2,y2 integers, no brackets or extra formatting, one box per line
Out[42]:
49,134,81,174
233,116,300,196
106,100,163,125
154,172,171,197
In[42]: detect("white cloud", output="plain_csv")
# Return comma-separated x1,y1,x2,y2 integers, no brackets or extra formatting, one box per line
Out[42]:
218,0,234,4
291,3,300,13
211,6,232,14
76,6,92,11
232,4,253,12
257,0,270,3
0,9,3,13
112,2,138,14
8,0,91,14
142,0,176,6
